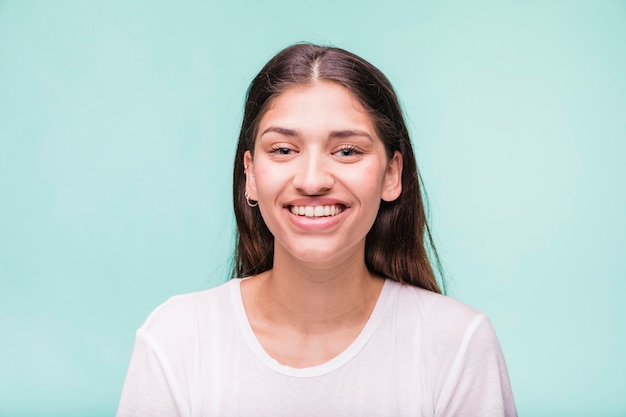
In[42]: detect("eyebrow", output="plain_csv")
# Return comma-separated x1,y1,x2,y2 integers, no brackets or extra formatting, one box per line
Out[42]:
260,127,374,142
260,127,297,137
329,130,373,142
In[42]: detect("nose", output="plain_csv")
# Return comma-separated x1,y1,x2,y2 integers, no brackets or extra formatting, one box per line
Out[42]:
292,153,335,195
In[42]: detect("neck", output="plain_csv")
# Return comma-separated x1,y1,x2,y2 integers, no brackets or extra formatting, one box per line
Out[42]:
249,246,384,333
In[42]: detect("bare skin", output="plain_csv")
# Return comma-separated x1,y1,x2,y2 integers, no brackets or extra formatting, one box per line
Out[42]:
240,245,385,368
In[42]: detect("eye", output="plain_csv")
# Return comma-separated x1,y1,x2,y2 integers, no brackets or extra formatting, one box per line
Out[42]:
269,146,297,156
333,145,363,158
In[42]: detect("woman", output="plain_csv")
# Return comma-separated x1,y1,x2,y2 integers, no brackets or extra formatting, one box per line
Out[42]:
117,43,516,416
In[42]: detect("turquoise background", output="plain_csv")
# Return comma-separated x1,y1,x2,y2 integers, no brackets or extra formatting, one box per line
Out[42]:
1,1,625,416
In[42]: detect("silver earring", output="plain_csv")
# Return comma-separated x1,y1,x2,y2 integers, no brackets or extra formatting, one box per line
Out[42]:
245,191,258,207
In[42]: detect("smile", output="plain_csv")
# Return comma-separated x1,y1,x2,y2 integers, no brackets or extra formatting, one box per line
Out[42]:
289,205,345,218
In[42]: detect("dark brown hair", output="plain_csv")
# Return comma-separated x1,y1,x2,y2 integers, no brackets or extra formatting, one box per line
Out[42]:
232,43,443,293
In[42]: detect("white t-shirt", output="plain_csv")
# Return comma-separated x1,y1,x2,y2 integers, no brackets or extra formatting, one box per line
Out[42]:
117,279,516,417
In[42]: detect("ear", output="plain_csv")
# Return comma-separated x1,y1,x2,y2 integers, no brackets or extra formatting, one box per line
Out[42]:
244,150,257,199
381,151,402,202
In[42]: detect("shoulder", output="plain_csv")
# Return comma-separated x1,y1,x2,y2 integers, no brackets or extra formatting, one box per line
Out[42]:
138,279,238,343
386,280,496,349
390,280,483,323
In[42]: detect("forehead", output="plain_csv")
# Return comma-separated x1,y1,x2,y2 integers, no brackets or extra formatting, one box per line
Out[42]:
257,81,377,135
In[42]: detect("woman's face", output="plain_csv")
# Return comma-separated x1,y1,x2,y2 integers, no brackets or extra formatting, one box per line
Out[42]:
244,81,402,267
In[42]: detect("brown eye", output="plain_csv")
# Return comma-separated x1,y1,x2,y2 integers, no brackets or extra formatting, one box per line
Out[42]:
269,146,296,155
333,145,362,158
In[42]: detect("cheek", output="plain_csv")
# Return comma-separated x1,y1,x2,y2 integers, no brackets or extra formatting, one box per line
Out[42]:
346,160,387,196
253,161,288,195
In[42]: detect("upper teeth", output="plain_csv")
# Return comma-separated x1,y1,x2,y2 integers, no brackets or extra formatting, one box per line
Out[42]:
290,205,343,217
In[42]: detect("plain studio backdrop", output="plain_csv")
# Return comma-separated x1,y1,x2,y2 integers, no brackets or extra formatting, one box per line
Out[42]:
0,1,624,416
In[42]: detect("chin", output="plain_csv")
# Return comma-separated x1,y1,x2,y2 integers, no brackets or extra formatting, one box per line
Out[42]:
284,242,362,268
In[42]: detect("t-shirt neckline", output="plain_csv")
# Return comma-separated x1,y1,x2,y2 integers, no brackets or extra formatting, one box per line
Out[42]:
230,278,395,378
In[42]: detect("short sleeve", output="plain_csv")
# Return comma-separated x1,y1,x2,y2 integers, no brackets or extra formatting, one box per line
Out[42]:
434,315,517,417
116,330,189,417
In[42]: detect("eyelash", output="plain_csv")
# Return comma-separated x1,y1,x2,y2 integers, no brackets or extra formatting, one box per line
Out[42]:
267,144,364,157
335,145,362,157
269,146,296,155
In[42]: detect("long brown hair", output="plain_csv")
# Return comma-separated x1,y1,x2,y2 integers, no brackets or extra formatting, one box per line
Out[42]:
232,43,443,293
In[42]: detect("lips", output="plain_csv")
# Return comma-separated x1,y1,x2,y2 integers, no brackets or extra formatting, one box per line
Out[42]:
288,204,345,218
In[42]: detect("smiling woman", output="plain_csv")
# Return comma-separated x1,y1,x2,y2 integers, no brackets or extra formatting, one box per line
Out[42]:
116,43,517,416
243,81,401,267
